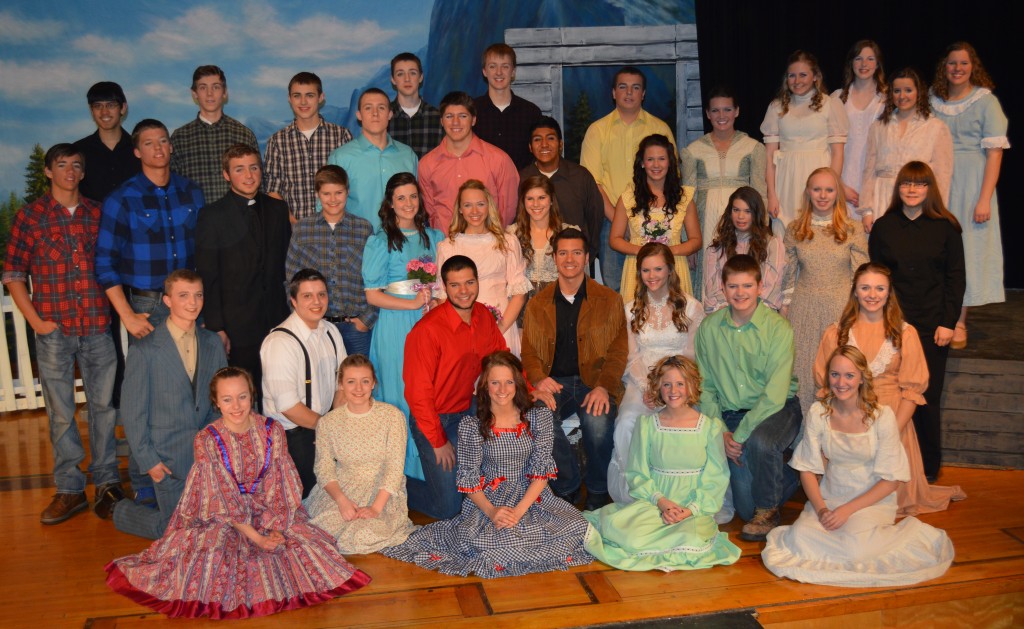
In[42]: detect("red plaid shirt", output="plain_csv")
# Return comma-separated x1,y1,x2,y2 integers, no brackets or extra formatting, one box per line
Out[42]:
2,193,110,336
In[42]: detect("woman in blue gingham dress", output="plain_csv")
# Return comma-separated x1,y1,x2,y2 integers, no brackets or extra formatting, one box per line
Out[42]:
381,352,593,578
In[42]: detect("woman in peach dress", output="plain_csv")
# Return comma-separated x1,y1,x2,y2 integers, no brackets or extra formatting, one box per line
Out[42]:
813,262,965,516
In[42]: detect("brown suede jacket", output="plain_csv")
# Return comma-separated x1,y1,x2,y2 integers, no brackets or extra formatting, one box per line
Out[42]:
521,277,628,404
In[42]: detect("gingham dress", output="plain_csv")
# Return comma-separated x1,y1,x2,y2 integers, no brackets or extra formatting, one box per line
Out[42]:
380,407,593,577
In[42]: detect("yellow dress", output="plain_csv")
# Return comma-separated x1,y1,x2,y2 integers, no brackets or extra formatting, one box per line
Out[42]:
619,185,695,300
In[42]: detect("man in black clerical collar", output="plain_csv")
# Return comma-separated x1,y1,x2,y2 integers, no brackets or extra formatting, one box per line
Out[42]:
194,144,292,408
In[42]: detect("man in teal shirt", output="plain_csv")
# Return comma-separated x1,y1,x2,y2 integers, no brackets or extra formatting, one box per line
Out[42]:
328,88,417,231
695,254,801,542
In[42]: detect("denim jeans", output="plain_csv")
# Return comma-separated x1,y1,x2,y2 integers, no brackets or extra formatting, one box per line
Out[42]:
407,409,469,519
599,218,624,293
721,396,802,521
333,320,372,357
125,292,168,494
549,375,616,497
35,329,119,492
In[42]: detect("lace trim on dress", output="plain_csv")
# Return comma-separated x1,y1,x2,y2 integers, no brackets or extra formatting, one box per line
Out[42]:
655,414,705,433
929,87,992,116
651,466,702,476
981,136,1011,149
810,216,832,228
633,532,719,556
849,327,900,378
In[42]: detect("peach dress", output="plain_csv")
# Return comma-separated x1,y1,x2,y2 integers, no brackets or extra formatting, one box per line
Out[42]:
814,322,966,516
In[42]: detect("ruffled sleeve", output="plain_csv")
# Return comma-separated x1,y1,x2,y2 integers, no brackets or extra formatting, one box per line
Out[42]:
897,324,929,406
524,407,558,480
980,93,1010,149
689,416,729,517
625,415,662,504
790,402,827,474
378,403,409,497
502,233,533,297
760,235,786,310
826,93,850,144
361,233,390,290
313,408,343,488
872,407,911,482
760,100,782,144
455,414,486,493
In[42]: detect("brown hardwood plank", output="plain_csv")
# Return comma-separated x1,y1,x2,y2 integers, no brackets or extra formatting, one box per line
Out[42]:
482,570,592,613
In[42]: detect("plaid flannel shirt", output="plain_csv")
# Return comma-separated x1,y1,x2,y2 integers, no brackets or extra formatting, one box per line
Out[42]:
170,113,259,202
263,117,352,220
389,98,443,159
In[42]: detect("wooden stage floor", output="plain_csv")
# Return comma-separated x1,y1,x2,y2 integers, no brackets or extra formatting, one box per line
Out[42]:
1,409,1022,628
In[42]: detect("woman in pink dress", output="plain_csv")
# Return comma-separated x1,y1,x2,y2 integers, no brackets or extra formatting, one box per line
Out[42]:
814,262,965,516
437,180,531,355
106,367,369,619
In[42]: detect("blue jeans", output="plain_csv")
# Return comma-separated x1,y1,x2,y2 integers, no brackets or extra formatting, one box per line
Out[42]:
407,410,468,519
721,396,802,521
334,320,372,357
35,329,119,492
599,218,624,292
549,375,616,497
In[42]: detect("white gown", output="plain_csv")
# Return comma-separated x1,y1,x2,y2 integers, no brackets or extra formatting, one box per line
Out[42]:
761,403,954,587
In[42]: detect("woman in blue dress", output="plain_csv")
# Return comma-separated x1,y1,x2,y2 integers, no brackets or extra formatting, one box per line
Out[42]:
363,172,444,480
930,41,1009,348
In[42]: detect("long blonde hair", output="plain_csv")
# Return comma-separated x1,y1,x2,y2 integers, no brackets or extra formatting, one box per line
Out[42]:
791,167,854,243
820,345,880,425
448,179,508,253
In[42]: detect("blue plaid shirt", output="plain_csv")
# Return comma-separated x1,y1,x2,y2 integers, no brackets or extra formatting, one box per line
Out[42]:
285,212,377,327
96,171,205,290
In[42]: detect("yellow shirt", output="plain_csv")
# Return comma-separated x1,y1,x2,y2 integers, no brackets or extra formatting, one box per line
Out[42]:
580,109,676,206
166,319,198,381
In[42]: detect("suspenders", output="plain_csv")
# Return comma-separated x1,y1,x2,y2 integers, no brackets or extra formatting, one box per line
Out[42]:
270,327,338,409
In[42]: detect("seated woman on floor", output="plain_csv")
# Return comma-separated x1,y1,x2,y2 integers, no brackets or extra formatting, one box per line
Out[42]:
303,354,416,554
761,346,954,587
105,366,369,619
381,350,593,578
584,355,741,572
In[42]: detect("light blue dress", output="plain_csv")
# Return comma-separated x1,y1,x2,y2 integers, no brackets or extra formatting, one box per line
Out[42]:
362,226,444,480
930,87,1009,307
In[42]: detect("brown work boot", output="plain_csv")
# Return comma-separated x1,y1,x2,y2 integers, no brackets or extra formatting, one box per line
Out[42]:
739,507,779,542
40,492,88,525
93,483,128,519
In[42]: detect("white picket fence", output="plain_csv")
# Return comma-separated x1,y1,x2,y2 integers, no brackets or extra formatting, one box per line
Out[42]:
0,292,127,413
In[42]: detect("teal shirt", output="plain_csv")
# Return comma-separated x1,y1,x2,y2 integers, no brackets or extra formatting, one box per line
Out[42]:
695,301,798,442
327,133,418,231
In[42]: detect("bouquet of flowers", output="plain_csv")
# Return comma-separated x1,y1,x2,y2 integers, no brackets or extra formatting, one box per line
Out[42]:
482,303,503,322
406,255,439,292
641,219,670,245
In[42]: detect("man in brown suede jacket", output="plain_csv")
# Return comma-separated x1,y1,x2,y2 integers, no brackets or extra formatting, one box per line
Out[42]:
521,227,627,509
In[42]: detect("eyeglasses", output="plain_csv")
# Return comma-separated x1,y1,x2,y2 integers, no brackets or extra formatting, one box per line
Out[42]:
898,181,929,190
90,101,122,112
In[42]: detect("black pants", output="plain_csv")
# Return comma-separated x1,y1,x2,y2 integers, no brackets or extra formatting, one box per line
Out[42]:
285,426,316,499
912,323,948,477
229,342,263,414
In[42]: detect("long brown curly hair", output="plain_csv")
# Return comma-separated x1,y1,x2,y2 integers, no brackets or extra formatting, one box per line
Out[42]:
820,345,880,425
710,186,773,264
883,161,961,232
474,351,531,440
791,167,854,243
836,262,906,350
879,67,931,125
645,355,702,407
776,50,826,116
838,40,887,103
931,41,996,101
448,179,508,253
512,175,563,266
630,134,682,222
629,243,691,335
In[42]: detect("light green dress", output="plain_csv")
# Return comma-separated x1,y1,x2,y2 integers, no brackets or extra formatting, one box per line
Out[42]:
583,413,740,571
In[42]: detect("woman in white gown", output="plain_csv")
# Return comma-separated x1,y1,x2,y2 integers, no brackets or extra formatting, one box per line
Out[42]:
761,345,954,587
831,40,887,216
606,243,703,506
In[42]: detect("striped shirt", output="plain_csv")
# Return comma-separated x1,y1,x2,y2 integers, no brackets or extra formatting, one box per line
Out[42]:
263,116,352,220
95,172,205,291
170,113,258,202
2,193,110,336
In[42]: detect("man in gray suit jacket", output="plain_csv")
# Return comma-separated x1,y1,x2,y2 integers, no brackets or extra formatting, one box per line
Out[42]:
113,269,228,539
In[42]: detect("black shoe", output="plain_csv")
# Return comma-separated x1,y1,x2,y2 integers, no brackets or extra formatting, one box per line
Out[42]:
93,483,127,519
584,491,610,511
555,489,581,508
41,493,88,525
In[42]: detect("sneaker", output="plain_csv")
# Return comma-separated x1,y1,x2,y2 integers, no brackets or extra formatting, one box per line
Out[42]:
93,483,127,519
134,486,157,509
584,491,611,511
739,507,780,542
40,493,88,525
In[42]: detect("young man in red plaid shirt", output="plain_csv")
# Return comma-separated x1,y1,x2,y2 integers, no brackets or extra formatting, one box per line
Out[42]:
3,144,125,524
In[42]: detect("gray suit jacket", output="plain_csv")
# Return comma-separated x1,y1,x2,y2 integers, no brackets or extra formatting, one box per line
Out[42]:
121,322,228,480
